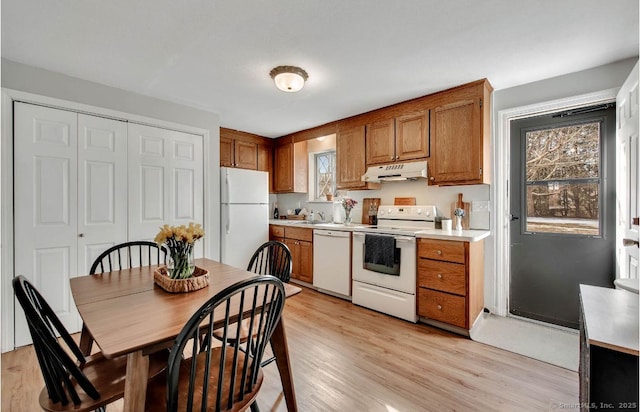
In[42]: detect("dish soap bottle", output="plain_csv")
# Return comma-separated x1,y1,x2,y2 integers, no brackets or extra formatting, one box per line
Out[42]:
273,203,279,219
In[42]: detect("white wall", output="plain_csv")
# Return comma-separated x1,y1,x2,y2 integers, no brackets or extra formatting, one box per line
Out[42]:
1,58,221,260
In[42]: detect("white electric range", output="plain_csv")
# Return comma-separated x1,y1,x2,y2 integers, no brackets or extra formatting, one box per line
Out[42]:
351,205,437,322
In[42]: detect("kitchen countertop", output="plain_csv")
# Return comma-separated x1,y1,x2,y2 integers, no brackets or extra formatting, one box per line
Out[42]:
415,229,490,242
269,219,369,231
269,219,491,242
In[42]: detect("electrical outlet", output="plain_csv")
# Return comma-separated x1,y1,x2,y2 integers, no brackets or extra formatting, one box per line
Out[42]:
472,200,490,212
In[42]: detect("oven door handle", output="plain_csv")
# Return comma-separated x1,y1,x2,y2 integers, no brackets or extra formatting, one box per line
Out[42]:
352,232,415,243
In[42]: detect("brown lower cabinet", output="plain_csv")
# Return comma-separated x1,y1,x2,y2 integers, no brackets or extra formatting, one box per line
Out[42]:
417,238,484,331
269,225,313,284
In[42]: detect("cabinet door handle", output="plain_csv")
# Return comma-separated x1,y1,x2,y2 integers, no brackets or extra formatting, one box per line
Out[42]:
430,176,435,181
437,274,443,279
437,305,442,310
436,250,442,255
390,156,394,160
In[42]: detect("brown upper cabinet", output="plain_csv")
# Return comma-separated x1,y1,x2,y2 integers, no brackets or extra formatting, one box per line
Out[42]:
365,111,429,166
257,143,274,192
220,127,274,191
336,125,380,190
274,141,308,193
428,80,492,185
220,128,270,170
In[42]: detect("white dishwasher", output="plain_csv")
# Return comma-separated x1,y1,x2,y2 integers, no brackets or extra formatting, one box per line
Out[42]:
313,229,351,298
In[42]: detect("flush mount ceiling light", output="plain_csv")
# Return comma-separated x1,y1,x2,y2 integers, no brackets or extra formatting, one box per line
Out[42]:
269,65,308,93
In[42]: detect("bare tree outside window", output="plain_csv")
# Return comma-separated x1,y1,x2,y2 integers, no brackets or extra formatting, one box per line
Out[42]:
525,122,601,235
315,151,335,199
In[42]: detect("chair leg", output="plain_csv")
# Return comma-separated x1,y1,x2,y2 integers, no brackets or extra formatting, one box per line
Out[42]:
79,323,94,356
250,401,261,412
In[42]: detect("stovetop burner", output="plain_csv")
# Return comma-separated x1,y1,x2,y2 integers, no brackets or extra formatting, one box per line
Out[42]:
353,204,437,236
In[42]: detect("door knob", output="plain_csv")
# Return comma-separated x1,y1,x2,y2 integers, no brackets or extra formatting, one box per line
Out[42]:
78,233,84,238
623,238,639,247
510,214,519,221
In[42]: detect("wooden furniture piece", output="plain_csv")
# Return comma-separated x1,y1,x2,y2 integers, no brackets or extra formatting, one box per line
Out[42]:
12,275,167,412
281,226,314,284
70,258,302,412
257,142,274,193
216,241,293,367
247,240,292,282
144,276,286,412
365,111,429,166
275,79,491,188
221,128,274,192
361,197,381,224
417,238,484,332
579,285,639,410
336,125,379,190
89,241,167,275
79,241,168,356
429,80,492,185
394,197,416,205
274,141,308,193
220,127,270,170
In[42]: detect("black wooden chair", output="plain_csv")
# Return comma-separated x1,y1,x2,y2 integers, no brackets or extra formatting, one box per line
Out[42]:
79,240,168,355
212,241,292,367
247,241,292,283
12,275,167,412
88,240,167,275
144,276,286,412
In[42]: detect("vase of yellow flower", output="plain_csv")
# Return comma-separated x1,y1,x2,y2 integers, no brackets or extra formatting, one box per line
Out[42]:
153,222,208,293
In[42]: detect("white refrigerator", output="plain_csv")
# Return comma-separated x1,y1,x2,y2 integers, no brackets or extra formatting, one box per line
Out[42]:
220,167,269,269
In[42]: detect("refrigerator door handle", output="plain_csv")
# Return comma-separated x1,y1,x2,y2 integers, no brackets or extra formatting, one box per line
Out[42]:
225,205,231,234
225,171,230,204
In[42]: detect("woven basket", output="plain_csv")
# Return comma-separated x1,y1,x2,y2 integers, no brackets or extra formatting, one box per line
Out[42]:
153,266,209,293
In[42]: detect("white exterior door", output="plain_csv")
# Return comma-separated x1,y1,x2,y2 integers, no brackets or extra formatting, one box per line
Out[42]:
13,103,129,347
127,123,204,256
616,62,639,280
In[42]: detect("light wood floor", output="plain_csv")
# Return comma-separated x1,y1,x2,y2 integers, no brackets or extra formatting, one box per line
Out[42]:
2,286,578,411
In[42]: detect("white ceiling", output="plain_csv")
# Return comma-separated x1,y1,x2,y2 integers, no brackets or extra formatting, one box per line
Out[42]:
2,1,638,138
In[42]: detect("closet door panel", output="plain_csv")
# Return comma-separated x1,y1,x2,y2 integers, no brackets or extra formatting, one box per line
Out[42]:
128,124,204,257
14,102,80,347
77,114,128,273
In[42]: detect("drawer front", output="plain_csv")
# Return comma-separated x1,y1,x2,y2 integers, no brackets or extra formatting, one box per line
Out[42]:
284,226,313,242
418,288,466,328
270,225,285,239
418,259,466,296
418,238,465,264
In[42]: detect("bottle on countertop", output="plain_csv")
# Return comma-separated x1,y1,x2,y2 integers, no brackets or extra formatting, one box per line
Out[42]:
273,203,279,219
368,201,378,225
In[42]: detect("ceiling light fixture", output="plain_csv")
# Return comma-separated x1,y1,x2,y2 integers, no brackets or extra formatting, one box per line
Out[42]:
270,66,308,93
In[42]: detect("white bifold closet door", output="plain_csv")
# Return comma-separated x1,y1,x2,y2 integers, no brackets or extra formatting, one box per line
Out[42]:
127,123,204,257
13,103,204,349
14,103,127,347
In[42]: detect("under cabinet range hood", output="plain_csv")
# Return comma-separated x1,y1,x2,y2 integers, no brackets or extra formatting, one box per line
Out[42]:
361,160,428,182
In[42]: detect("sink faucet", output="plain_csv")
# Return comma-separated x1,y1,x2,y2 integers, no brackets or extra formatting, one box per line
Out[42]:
317,211,325,221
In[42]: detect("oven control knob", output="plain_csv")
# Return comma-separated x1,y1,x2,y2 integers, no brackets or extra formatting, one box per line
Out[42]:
388,208,392,214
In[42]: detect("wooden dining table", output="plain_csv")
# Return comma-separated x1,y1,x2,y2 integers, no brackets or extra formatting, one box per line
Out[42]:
70,258,302,412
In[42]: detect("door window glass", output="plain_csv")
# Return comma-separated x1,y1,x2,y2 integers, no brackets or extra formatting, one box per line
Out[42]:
525,121,601,236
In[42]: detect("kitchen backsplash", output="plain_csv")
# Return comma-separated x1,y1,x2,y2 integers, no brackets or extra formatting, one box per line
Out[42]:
271,180,491,230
